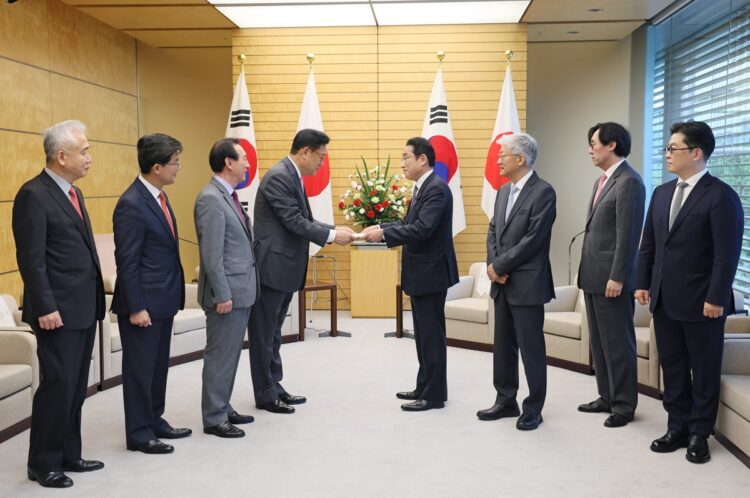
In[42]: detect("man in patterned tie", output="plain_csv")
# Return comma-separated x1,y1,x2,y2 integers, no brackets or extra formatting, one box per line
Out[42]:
577,122,645,429
112,134,192,454
636,121,743,463
13,120,105,488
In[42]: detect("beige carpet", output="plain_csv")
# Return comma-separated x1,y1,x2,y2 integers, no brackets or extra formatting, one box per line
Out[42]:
1,311,748,498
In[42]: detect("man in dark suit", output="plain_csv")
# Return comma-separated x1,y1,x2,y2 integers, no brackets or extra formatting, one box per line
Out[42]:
363,137,459,412
112,134,192,455
477,133,556,430
249,129,353,413
12,120,105,488
577,122,645,428
195,138,259,438
636,120,743,464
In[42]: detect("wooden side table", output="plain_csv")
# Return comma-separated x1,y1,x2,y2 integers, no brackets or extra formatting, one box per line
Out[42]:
298,283,350,340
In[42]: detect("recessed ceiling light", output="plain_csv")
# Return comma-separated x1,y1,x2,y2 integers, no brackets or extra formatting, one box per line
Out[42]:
588,8,603,12
567,31,580,35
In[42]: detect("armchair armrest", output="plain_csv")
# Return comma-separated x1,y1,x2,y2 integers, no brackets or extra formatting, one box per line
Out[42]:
724,314,750,334
184,283,200,309
446,276,475,301
722,335,750,375
544,285,578,312
0,330,39,391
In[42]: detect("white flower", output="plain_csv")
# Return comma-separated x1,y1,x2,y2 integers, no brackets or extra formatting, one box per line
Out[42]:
359,208,365,214
398,206,405,213
395,200,401,206
371,196,379,203
366,180,374,187
350,181,357,189
345,214,350,220
393,174,399,180
353,193,360,200
400,187,407,193
389,194,395,201
356,185,363,191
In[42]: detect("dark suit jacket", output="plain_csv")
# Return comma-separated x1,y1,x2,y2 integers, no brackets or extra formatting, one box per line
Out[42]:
636,172,743,321
12,170,105,330
382,171,459,296
253,157,333,293
578,161,646,294
487,171,556,305
111,178,185,320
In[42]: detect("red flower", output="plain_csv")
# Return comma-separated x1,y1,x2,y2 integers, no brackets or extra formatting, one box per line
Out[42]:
353,199,361,207
338,201,345,210
375,203,383,211
406,199,411,206
391,184,399,191
367,210,375,219
369,190,377,197
382,200,389,208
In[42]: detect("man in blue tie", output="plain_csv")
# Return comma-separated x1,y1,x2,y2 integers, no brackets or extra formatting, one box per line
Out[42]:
477,133,556,430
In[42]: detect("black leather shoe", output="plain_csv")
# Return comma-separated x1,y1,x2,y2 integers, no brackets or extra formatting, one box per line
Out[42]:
127,439,174,454
650,430,689,453
257,399,295,414
228,411,255,424
396,390,421,400
516,412,543,431
280,393,307,405
578,399,610,413
27,469,73,488
204,421,245,438
401,400,445,411
61,459,104,472
604,413,631,428
154,425,192,439
476,403,520,421
686,434,710,464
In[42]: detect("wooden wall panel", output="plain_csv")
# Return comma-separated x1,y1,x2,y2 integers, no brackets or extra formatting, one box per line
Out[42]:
51,74,138,146
48,0,137,95
234,23,526,310
0,0,50,68
0,0,138,298
0,59,52,134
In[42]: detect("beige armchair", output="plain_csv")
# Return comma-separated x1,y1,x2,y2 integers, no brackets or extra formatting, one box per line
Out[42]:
1,294,99,394
0,330,37,442
717,334,750,460
444,263,494,349
633,301,660,396
543,286,591,373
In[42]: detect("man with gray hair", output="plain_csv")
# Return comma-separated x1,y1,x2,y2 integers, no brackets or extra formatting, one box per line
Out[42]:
477,132,556,431
13,120,105,487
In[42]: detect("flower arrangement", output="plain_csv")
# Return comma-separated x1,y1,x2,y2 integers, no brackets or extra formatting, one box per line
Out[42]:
338,157,411,227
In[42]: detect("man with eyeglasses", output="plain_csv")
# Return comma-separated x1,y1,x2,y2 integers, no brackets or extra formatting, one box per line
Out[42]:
577,122,645,429
249,129,354,414
112,133,192,454
636,120,743,463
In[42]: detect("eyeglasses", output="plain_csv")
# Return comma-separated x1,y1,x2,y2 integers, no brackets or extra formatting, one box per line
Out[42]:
498,154,519,161
163,161,181,168
663,146,694,155
308,148,326,160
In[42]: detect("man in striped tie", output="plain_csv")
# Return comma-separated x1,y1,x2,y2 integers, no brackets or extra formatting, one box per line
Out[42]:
112,134,192,454
13,120,105,488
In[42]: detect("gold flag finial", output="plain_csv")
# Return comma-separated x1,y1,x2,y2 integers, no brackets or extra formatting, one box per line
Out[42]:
238,53,246,67
307,53,315,65
505,49,513,68
437,51,445,66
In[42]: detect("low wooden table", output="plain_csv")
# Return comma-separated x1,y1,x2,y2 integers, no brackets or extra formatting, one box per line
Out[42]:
298,282,349,340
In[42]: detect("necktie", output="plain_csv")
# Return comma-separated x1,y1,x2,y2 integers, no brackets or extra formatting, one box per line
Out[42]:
669,182,689,230
591,174,607,207
412,185,419,200
505,185,519,222
231,191,248,230
68,187,83,220
158,192,175,238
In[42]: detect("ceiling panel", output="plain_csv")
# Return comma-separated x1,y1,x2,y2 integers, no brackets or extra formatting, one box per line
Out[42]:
77,5,234,30
528,21,644,42
523,0,675,23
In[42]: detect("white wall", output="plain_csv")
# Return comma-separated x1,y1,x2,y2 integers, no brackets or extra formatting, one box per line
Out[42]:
527,37,645,287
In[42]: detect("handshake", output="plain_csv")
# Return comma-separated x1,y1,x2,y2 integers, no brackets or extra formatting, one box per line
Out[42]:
332,225,386,245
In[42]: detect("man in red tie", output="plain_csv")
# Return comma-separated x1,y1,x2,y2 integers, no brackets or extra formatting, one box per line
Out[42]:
577,122,646,428
13,120,105,488
112,134,192,454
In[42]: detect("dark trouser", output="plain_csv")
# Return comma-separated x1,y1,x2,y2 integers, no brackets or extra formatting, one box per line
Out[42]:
119,316,173,446
492,292,547,414
584,292,638,419
248,285,292,405
653,304,725,437
411,290,448,402
28,324,96,472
